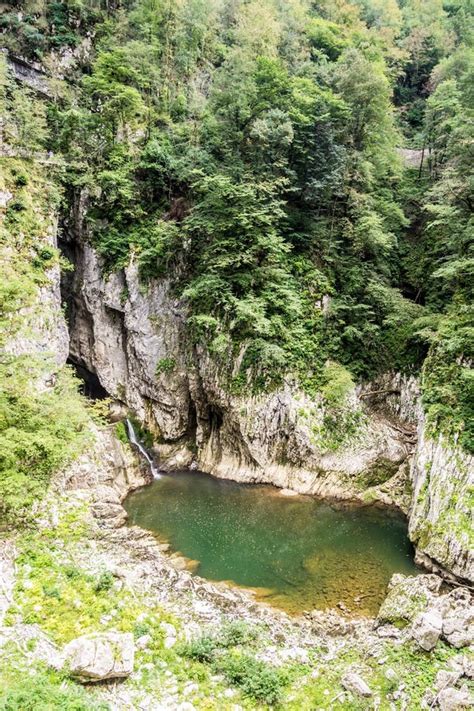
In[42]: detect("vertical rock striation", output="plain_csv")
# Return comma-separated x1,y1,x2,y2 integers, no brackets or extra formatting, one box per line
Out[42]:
409,409,474,582
62,233,474,585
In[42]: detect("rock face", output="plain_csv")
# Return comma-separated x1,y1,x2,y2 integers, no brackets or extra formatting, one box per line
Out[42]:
62,229,473,584
409,410,474,582
61,423,149,525
63,236,410,503
63,632,134,682
3,218,69,381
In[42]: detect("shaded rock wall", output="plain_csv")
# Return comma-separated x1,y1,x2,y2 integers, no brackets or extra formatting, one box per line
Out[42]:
62,229,473,583
63,236,410,502
409,410,474,582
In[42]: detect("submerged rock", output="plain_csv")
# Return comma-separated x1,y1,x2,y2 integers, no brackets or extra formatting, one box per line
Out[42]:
63,631,134,682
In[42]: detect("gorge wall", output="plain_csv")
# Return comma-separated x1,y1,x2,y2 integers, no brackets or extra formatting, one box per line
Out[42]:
61,228,473,584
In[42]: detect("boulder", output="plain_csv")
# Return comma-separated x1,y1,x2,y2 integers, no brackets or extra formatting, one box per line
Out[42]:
341,672,372,698
437,685,473,711
160,621,177,649
63,631,134,682
440,591,474,648
377,574,442,628
412,610,443,651
435,670,462,692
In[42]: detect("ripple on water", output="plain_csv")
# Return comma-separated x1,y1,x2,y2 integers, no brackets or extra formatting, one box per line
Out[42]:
124,470,419,616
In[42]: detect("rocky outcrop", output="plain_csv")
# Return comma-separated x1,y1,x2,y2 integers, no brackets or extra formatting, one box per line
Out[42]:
62,233,472,583
59,423,149,525
409,410,474,582
64,238,412,502
66,243,191,442
63,632,134,682
377,573,474,651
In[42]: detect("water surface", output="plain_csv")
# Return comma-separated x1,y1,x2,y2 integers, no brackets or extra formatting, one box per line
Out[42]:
124,470,418,616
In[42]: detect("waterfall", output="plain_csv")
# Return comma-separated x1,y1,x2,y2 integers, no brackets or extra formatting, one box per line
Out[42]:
125,419,161,479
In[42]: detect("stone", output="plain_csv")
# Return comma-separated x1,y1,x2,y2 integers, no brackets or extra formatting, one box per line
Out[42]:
136,634,152,650
462,655,474,679
342,672,372,698
63,631,134,682
412,610,443,651
385,668,398,682
160,621,177,648
441,592,474,648
377,574,442,628
435,670,462,692
0,190,13,209
437,685,473,711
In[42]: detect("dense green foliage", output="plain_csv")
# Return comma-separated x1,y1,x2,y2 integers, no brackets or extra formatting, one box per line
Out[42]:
0,142,91,521
2,0,473,451
0,671,108,711
179,623,287,705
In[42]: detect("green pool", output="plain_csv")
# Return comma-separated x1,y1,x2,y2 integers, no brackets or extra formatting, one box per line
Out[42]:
124,470,418,616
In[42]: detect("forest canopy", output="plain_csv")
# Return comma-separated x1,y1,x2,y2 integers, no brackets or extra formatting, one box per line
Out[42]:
2,0,473,450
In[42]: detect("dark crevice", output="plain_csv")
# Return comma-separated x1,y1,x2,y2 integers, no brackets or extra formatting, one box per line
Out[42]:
68,358,109,400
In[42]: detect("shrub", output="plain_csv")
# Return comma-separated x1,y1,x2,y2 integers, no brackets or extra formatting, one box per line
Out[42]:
155,357,176,376
93,571,115,593
115,420,128,444
178,636,218,663
0,672,108,711
214,652,287,706
0,361,91,523
219,621,258,648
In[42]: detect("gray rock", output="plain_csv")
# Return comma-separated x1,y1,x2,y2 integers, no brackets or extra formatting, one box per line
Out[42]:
377,574,442,628
160,621,177,648
435,670,462,692
409,415,474,582
63,631,134,682
342,672,372,698
441,592,474,648
412,610,443,651
136,634,152,650
437,685,473,711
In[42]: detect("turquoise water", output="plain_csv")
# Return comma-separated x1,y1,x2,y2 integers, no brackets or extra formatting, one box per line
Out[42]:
124,470,418,616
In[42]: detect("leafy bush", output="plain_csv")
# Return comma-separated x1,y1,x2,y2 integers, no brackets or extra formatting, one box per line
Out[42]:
93,571,115,593
214,652,287,706
219,621,258,648
178,636,218,663
115,420,128,444
155,357,176,375
0,671,108,711
0,361,91,523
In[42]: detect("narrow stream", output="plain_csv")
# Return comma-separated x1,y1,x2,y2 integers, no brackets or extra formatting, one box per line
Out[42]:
124,470,419,616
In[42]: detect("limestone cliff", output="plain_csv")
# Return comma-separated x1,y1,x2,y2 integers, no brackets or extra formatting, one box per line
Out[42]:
64,236,413,501
1,175,69,381
61,232,474,584
409,411,474,582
